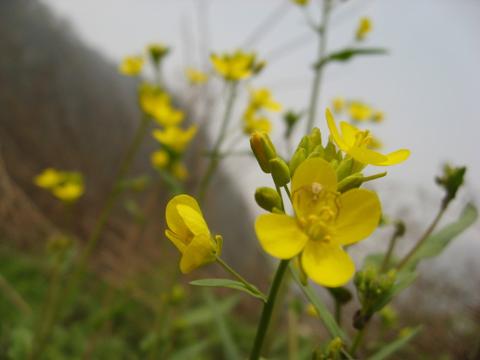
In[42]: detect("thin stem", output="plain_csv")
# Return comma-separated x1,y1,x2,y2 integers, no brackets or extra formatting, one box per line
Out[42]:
349,326,367,356
249,259,290,360
396,202,448,270
305,0,332,134
216,257,267,301
276,185,285,211
334,300,341,325
283,186,292,202
0,274,31,315
198,82,238,203
381,224,402,272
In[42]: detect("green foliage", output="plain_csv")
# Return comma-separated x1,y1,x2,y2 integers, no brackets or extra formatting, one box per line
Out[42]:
190,279,266,301
315,47,388,69
369,326,422,360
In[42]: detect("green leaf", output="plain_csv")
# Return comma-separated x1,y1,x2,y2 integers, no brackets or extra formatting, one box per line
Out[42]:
372,271,417,313
290,265,349,342
316,47,388,69
403,203,477,271
190,278,266,301
170,339,213,360
369,326,422,360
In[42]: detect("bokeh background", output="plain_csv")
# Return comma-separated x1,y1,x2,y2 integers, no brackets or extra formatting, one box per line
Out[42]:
1,0,479,358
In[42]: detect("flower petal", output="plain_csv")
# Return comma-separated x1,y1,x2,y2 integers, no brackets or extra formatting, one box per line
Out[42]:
165,229,187,253
255,214,308,259
176,204,210,236
166,195,201,237
335,189,381,245
180,233,216,273
340,121,359,147
326,109,349,152
301,242,355,287
348,146,388,165
378,149,410,166
291,157,337,194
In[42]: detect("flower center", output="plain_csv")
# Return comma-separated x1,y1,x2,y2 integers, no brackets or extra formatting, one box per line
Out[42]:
354,130,373,148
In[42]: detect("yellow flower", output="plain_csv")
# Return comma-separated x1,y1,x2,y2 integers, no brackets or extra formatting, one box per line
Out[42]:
211,50,263,81
356,17,372,41
348,102,372,122
185,68,208,85
243,113,272,135
255,158,381,287
172,162,188,181
151,150,170,169
119,55,144,76
367,135,383,150
332,97,345,113
372,110,384,123
165,195,221,273
291,0,309,6
34,168,63,189
326,109,410,166
52,182,84,202
248,88,282,112
139,84,184,126
152,125,197,153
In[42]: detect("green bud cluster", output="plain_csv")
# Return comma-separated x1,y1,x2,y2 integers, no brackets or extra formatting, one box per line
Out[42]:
435,164,466,206
353,265,396,329
313,337,344,360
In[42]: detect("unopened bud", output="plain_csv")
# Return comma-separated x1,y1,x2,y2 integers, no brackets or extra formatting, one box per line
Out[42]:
337,173,363,193
336,158,354,182
289,147,306,176
250,132,277,173
148,43,170,65
255,187,282,212
270,157,291,187
308,127,322,148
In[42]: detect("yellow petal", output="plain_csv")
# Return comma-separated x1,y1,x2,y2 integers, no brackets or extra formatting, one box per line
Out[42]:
335,189,381,245
165,195,201,238
176,204,210,236
339,121,358,147
378,149,410,166
301,242,355,287
291,157,337,194
348,146,388,165
180,233,216,273
255,214,308,259
326,109,349,151
165,229,187,253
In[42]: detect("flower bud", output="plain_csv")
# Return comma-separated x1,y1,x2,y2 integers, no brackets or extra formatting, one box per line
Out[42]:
337,173,363,193
435,164,466,205
270,157,291,187
148,43,170,65
336,158,354,182
308,127,322,149
250,132,277,173
255,187,282,212
289,147,306,176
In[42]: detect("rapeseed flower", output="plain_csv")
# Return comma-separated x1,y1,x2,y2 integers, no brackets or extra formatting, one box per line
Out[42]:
242,88,281,135
255,157,381,287
185,68,208,85
248,88,282,112
34,169,84,203
332,97,345,113
52,182,84,202
243,113,272,135
165,195,222,273
291,0,309,6
119,56,144,76
152,125,197,153
326,109,409,166
356,17,372,41
150,150,170,169
349,102,373,122
34,168,63,189
139,84,184,126
211,50,264,81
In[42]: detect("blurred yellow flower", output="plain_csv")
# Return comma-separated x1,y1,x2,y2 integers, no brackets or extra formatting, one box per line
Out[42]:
139,84,184,126
151,150,169,169
255,158,381,287
332,97,345,113
305,303,319,318
243,114,272,135
211,50,263,81
349,102,372,122
356,17,372,41
248,88,282,112
185,68,208,85
172,162,188,181
372,110,384,123
165,194,221,273
34,168,63,189
119,55,144,76
152,125,197,153
291,0,309,6
52,182,84,203
326,109,410,166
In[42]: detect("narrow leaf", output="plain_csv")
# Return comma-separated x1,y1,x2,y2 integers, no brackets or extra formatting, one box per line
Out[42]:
170,339,213,360
369,326,422,360
290,265,349,342
403,203,477,271
190,278,266,301
175,295,239,327
316,47,387,69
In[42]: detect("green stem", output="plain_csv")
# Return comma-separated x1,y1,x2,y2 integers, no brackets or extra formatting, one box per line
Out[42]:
305,0,332,134
396,202,448,270
283,186,292,201
381,224,402,272
249,259,290,360
216,257,267,301
0,274,31,316
334,300,341,325
198,82,238,203
349,326,367,356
